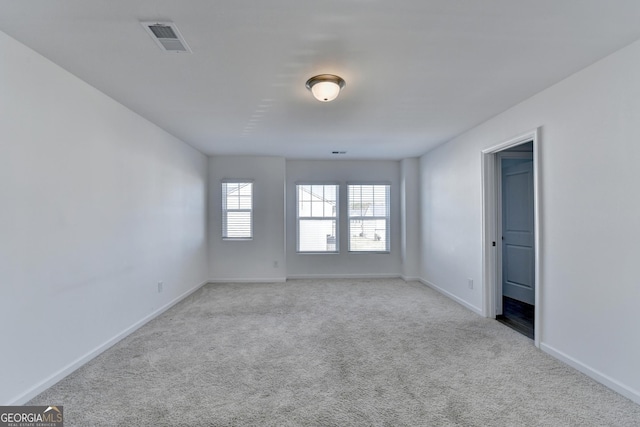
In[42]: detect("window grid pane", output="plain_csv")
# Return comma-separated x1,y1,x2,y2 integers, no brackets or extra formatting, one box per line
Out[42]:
348,184,390,252
297,184,339,252
222,182,253,239
298,219,338,252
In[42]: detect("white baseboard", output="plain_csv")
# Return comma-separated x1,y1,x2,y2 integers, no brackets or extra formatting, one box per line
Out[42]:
286,273,401,280
418,278,483,315
400,275,420,282
8,279,209,405
540,343,640,405
208,277,287,283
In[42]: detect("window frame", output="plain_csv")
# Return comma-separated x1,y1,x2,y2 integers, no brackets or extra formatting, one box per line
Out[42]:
221,179,254,241
296,182,340,254
347,183,391,253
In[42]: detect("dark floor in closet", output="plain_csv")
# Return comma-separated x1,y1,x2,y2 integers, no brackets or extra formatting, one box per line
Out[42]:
496,296,534,339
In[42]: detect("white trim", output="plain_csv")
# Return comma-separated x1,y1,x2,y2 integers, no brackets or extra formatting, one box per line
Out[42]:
346,181,392,186
221,178,255,183
286,274,399,280
295,181,340,186
481,152,498,314
7,279,209,405
540,343,640,405
481,127,541,348
532,131,541,348
208,277,287,283
481,129,538,153
418,279,483,316
400,275,420,282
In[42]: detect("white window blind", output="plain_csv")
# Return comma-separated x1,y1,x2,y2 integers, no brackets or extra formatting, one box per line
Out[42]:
297,184,339,253
348,184,390,252
222,181,253,240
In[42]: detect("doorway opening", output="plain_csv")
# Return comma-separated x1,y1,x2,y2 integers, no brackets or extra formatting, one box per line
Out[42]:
495,144,534,338
482,129,540,346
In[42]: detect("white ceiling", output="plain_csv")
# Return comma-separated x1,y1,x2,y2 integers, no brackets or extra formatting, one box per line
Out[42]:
1,1,640,159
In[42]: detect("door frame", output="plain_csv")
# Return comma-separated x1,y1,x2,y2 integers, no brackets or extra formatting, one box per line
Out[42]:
481,128,541,347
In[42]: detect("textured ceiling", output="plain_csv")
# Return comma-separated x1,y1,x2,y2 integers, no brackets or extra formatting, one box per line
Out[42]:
1,1,640,159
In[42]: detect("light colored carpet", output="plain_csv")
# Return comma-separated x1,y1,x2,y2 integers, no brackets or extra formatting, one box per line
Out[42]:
29,279,640,426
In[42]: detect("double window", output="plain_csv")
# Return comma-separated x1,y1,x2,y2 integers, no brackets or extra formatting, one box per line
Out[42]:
296,183,390,253
221,181,253,240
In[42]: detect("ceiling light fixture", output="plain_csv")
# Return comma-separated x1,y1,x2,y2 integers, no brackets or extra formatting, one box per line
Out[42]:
305,74,346,102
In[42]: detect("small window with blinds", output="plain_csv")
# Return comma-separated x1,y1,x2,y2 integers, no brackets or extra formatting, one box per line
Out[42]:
222,181,253,240
297,184,339,253
348,184,390,252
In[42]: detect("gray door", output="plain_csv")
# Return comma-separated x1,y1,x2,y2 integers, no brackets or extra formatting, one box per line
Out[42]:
502,160,535,305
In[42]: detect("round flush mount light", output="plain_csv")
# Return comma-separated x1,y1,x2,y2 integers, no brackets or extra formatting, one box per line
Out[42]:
305,74,346,102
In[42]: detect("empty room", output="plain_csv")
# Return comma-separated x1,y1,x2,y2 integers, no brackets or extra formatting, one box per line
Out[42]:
1,1,640,426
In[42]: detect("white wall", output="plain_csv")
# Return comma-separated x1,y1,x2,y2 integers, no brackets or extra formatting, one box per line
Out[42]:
420,141,484,314
0,31,209,404
419,39,640,402
286,160,402,278
208,158,412,280
208,156,286,281
400,158,420,280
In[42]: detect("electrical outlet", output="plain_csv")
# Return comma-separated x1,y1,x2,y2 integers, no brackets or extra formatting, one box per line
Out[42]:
158,282,163,293
468,278,473,289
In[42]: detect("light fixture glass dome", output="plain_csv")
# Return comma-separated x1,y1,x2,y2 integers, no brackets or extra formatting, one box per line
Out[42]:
306,74,346,102
311,81,341,102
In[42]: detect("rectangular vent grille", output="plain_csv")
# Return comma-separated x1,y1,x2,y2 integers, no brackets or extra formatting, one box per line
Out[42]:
158,38,187,52
141,21,192,53
149,25,177,39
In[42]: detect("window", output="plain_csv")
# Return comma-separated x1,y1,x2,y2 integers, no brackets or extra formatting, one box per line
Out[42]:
297,184,339,252
222,181,253,240
348,184,390,252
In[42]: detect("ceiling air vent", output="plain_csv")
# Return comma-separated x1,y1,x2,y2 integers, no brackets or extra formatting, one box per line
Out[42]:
141,21,192,53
